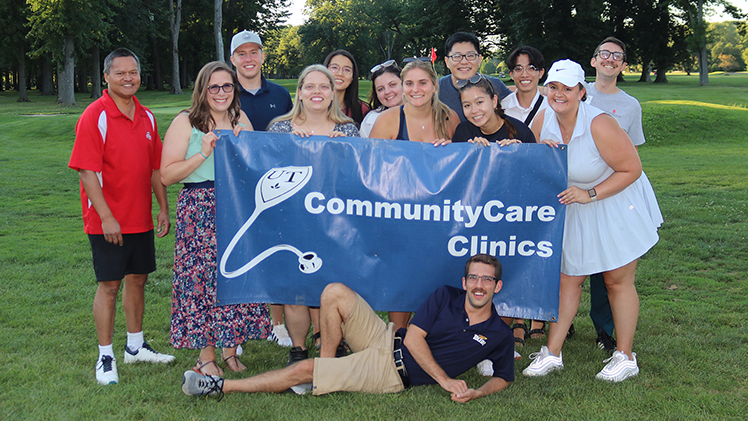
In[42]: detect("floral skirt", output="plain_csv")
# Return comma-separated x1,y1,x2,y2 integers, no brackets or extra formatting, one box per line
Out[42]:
170,187,270,349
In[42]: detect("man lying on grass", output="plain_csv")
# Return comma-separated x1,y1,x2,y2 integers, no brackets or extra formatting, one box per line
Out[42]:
182,254,514,402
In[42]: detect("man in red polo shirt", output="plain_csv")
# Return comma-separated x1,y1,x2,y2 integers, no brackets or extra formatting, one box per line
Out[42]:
69,48,174,386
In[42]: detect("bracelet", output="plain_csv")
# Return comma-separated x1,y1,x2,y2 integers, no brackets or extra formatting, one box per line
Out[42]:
199,151,208,159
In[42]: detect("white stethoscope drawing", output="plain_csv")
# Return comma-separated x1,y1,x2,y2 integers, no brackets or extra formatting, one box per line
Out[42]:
219,166,323,279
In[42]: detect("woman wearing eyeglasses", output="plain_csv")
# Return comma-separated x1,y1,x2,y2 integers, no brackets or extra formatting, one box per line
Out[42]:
360,60,404,138
369,60,459,144
161,61,270,376
323,50,371,128
522,60,661,382
452,74,535,145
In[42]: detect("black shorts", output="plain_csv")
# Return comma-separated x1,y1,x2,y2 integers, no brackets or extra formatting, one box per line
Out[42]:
88,230,156,282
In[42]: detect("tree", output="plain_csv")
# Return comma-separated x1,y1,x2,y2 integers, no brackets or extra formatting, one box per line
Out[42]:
169,0,183,94
215,0,225,62
0,0,30,101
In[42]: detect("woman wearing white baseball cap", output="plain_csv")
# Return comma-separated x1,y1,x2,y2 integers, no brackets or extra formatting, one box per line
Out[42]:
523,59,661,382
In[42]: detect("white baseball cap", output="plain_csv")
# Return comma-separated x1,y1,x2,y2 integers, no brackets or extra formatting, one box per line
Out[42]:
231,30,263,55
544,59,585,87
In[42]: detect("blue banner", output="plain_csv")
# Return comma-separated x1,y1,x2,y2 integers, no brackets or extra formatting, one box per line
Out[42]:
215,132,567,321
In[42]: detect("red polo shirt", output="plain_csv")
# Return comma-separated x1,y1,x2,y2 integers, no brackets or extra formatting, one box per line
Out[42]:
69,90,162,235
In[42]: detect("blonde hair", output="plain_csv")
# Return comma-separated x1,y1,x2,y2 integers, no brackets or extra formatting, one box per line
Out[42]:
401,60,453,139
269,65,353,127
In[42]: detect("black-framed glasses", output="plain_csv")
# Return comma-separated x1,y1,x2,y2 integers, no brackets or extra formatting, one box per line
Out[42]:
207,83,234,94
370,59,397,74
455,73,485,88
511,64,540,74
596,50,625,62
447,52,479,62
466,274,497,284
402,56,431,64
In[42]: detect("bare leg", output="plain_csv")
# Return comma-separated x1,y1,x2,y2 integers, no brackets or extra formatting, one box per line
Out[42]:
284,305,311,349
388,312,411,331
93,280,122,345
310,307,321,347
547,274,585,356
269,304,284,326
222,359,314,394
122,273,147,334
604,260,639,359
198,346,223,376
318,283,357,358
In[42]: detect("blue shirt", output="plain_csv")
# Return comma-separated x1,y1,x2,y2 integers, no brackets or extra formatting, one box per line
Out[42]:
438,74,512,122
238,76,293,131
401,285,515,385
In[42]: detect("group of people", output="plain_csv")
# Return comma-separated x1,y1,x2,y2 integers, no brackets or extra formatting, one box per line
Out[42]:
69,28,661,401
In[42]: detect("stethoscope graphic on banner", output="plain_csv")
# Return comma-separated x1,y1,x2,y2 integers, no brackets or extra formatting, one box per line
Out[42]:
219,166,322,279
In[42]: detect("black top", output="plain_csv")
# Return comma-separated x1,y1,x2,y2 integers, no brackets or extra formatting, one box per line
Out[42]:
452,114,536,143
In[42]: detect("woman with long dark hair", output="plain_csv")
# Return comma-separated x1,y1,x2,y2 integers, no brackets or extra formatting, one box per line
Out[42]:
324,49,371,128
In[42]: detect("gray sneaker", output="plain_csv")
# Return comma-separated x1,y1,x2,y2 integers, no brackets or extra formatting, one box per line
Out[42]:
182,370,225,401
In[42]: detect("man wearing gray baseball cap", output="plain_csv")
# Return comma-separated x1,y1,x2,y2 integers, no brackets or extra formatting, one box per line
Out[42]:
230,30,292,132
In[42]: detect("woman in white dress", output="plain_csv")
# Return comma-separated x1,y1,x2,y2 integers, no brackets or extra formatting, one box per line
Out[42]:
523,60,661,382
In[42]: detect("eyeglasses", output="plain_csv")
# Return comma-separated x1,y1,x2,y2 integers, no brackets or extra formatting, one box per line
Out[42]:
455,73,485,89
207,83,234,94
370,59,397,74
466,274,497,284
596,50,625,62
447,52,479,62
402,57,431,64
511,64,540,74
328,64,353,76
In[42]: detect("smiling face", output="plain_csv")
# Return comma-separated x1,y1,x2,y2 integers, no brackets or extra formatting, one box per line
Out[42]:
546,81,585,115
591,42,627,79
510,53,544,95
230,43,264,82
104,56,140,101
402,67,435,107
462,262,502,310
460,86,499,130
299,71,333,113
327,54,354,92
445,41,482,81
206,70,234,113
373,72,403,109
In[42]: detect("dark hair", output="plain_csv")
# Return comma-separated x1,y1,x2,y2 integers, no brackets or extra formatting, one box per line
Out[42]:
458,76,517,139
103,48,140,75
323,50,364,125
506,46,545,72
594,37,627,60
465,254,502,281
187,61,241,133
445,32,481,56
368,63,402,110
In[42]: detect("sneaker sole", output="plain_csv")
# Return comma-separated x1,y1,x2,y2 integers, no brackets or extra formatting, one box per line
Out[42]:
523,363,563,377
597,367,639,382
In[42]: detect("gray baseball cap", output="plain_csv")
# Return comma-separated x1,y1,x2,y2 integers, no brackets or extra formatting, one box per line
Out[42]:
231,30,263,55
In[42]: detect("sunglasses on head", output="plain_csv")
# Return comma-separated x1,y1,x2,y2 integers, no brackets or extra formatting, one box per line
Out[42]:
370,59,397,74
402,57,431,64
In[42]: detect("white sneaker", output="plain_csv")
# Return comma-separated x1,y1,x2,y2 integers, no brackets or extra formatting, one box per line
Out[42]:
95,355,118,385
523,346,563,377
124,341,175,364
290,382,312,395
476,359,494,376
268,324,293,347
514,350,522,360
596,350,639,382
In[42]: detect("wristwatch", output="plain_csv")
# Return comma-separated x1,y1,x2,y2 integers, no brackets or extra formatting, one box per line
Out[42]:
588,188,597,202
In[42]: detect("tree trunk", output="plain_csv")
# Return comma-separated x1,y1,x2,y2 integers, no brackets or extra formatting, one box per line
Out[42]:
40,57,55,95
638,61,652,82
77,56,89,93
17,44,29,102
58,36,77,106
214,0,225,62
91,45,102,99
169,0,183,94
151,36,164,90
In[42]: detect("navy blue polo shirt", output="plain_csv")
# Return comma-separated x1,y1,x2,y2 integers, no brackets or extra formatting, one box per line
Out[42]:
238,76,293,131
401,285,514,385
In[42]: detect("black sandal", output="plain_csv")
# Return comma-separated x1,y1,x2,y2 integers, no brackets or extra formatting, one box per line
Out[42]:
511,323,528,346
529,322,546,339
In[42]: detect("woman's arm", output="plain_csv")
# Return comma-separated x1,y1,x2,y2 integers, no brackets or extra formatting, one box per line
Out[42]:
589,113,642,200
160,113,210,186
369,107,399,139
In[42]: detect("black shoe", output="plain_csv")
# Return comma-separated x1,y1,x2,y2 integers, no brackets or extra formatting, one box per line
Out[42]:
287,346,308,366
566,323,575,339
596,329,617,355
335,342,349,358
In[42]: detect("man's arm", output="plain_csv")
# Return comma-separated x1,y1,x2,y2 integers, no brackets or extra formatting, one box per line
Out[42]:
450,376,510,403
402,324,468,396
79,169,122,246
151,170,170,238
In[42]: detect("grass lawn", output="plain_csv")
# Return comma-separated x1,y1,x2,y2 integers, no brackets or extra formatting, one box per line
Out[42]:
0,73,746,420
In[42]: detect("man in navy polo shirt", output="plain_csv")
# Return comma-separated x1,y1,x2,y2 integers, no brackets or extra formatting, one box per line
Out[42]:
230,30,292,131
182,254,514,402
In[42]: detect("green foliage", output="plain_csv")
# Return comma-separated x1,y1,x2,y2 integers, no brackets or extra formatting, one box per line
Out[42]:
707,21,747,71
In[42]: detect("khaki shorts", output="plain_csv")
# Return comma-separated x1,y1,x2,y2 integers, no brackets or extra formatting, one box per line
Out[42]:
312,293,404,395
